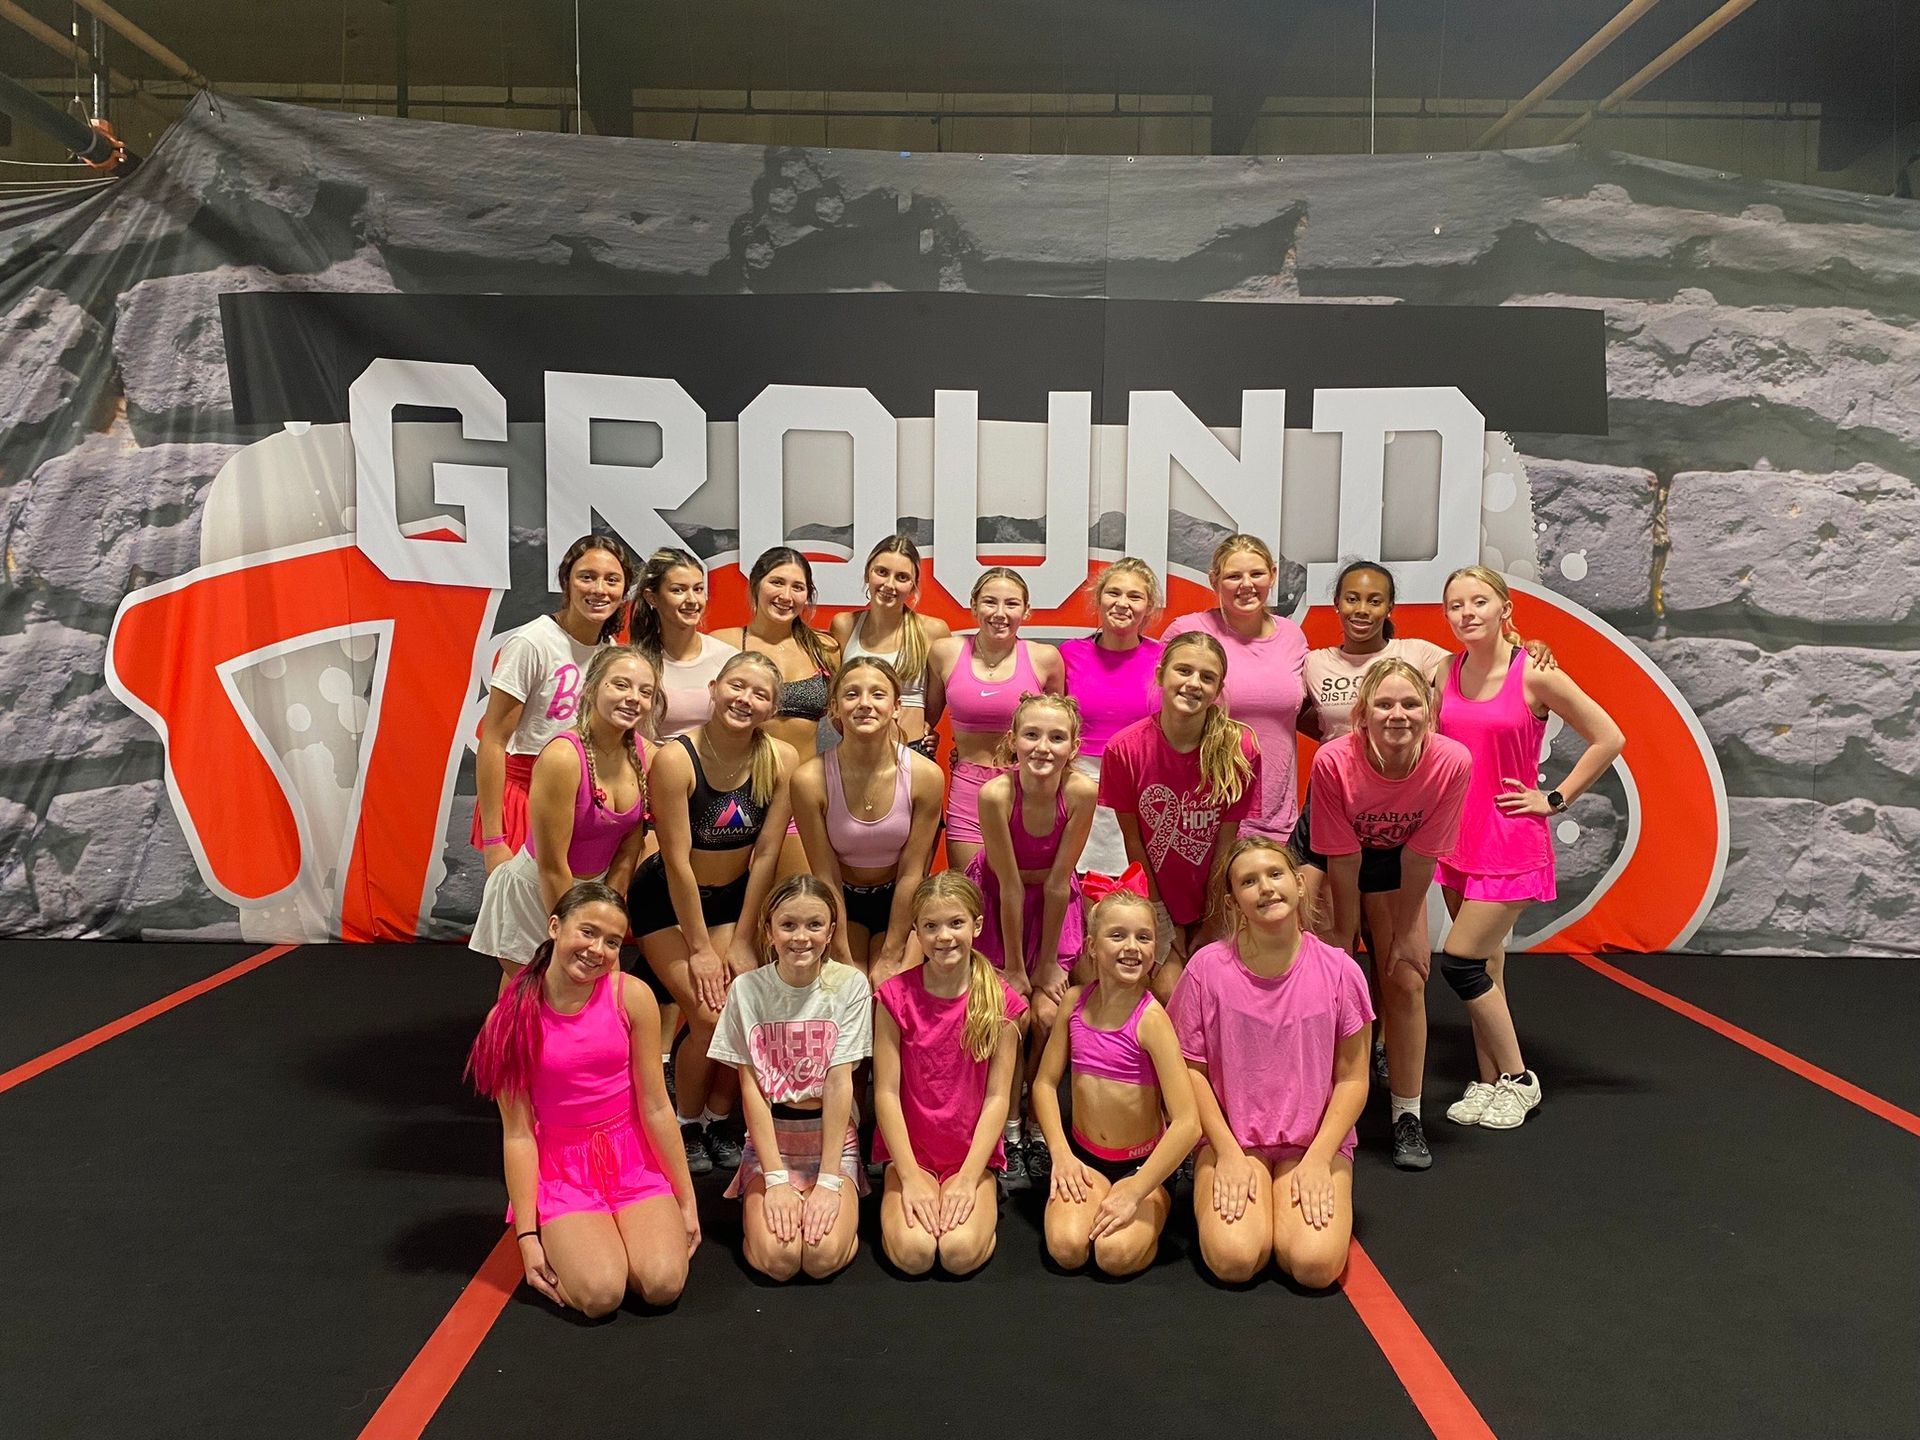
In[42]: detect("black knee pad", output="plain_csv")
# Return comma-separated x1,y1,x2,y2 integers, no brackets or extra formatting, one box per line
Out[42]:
1441,954,1493,1001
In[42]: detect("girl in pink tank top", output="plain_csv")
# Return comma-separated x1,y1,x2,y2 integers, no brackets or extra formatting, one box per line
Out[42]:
962,693,1097,1187
790,657,945,987
466,882,699,1318
926,567,1066,872
1031,886,1200,1276
1432,566,1625,1134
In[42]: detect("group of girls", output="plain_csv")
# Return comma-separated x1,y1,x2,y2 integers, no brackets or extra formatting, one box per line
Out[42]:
466,527,1624,1314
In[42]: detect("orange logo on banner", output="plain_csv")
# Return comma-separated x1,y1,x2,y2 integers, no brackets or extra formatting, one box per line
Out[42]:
107,538,497,941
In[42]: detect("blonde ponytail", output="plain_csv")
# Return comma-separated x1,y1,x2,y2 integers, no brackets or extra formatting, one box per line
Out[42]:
1196,707,1255,808
961,948,1003,1062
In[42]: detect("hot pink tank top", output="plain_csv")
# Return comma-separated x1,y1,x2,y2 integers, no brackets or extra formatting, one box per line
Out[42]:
524,731,646,875
824,743,914,870
945,637,1041,734
1069,984,1156,1087
1437,648,1552,876
529,972,632,1127
1008,770,1070,870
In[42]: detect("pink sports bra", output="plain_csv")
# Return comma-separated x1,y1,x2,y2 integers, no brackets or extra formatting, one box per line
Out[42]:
1069,984,1157,1088
824,743,914,871
944,637,1041,734
524,731,645,875
1007,770,1070,870
530,972,633,1127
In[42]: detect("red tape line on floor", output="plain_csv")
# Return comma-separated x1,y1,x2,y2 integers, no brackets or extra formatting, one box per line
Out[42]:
0,943,298,1097
1571,952,1920,1139
1342,1239,1499,1440
357,1229,522,1440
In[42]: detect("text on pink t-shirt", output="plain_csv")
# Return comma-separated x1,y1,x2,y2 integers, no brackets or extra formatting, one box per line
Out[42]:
1302,638,1452,741
873,966,1028,1179
1308,731,1472,858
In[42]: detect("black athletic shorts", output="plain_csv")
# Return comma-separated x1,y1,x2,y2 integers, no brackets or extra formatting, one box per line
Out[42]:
629,854,753,1002
842,880,897,936
1290,787,1404,894
1067,1129,1174,1193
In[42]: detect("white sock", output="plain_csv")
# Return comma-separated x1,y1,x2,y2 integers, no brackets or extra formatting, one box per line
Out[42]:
1004,1118,1022,1143
1025,1117,1045,1142
699,1107,723,1127
1391,1092,1422,1123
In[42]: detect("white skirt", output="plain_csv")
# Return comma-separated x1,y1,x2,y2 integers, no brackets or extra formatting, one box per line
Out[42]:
469,848,608,966
1073,754,1129,877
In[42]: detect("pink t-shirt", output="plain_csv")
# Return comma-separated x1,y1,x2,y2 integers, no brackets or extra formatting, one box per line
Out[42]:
873,966,1029,1179
1162,609,1308,840
1059,635,1164,755
1097,716,1261,927
1169,933,1374,1160
1302,638,1452,741
1308,731,1472,858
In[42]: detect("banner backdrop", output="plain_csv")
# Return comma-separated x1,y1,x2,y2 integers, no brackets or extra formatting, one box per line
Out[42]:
3,95,1916,954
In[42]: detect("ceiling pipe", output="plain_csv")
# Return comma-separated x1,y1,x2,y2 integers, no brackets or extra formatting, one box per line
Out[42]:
67,0,208,89
1472,0,1665,149
0,68,134,168
0,0,137,93
1550,0,1763,144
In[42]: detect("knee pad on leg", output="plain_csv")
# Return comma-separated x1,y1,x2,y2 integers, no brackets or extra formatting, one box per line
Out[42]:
1441,954,1493,1001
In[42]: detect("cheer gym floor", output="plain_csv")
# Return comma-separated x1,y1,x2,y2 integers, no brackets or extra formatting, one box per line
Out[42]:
2,942,1915,1440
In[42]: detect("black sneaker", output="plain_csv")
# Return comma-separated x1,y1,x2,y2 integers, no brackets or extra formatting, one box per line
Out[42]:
1391,1113,1433,1171
1024,1131,1052,1184
705,1115,744,1171
1372,1038,1390,1088
681,1122,713,1177
1000,1135,1030,1192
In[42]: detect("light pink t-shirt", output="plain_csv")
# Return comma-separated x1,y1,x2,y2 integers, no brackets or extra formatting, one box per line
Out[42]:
1059,635,1164,755
1097,716,1261,927
1161,609,1308,840
873,966,1028,1179
657,633,736,738
1302,638,1452,741
707,962,873,1105
490,615,598,756
1308,731,1472,858
1169,933,1374,1160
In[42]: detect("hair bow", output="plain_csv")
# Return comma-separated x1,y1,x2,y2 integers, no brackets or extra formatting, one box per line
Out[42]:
1081,863,1148,903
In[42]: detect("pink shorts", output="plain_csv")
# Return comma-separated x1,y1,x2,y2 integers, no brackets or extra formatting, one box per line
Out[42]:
535,1110,674,1222
471,753,536,850
1435,859,1557,904
1240,1139,1360,1166
944,760,1003,847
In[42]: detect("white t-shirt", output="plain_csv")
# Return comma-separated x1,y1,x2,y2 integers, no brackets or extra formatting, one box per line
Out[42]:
657,633,736,738
490,615,599,756
708,961,874,1105
1302,638,1451,741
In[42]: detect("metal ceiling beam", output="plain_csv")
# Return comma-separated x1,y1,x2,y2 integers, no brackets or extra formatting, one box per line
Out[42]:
68,0,208,89
1550,0,1764,144
0,0,137,93
1472,0,1664,149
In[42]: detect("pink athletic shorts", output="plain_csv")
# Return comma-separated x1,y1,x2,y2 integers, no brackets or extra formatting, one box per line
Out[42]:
944,760,1002,847
536,1110,674,1221
1434,859,1557,905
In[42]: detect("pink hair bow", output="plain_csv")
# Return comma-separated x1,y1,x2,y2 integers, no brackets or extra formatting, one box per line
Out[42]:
1081,863,1148,903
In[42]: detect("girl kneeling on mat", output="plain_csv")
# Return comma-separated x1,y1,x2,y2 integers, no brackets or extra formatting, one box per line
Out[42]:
467,882,700,1317
1030,883,1199,1277
872,873,1027,1277
471,645,656,980
966,691,1097,1185
1172,840,1373,1289
708,875,873,1282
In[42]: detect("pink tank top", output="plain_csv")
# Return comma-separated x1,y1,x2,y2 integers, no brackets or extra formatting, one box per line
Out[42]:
1069,984,1156,1087
529,972,632,1127
1008,770,1070,870
824,743,914,870
524,731,646,875
945,637,1041,734
1438,648,1552,875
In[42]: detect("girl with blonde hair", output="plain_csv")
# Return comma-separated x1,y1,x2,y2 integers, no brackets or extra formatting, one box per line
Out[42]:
825,534,952,757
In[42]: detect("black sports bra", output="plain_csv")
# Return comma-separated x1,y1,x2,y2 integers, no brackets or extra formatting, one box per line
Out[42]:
675,734,768,851
775,669,831,722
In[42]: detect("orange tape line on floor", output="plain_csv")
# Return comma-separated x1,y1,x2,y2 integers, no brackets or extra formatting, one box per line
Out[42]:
1342,1239,1499,1440
357,1229,522,1440
0,943,298,1097
1572,952,1920,1139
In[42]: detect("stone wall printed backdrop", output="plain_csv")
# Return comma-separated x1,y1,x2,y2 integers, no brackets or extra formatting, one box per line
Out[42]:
2,95,1916,953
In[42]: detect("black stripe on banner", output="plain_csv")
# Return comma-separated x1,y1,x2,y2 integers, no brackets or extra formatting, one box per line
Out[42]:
221,291,1606,434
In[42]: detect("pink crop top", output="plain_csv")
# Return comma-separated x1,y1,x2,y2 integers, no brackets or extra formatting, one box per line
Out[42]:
1007,771,1070,870
529,972,633,1127
524,731,646,876
944,637,1042,734
1069,984,1157,1087
824,743,914,870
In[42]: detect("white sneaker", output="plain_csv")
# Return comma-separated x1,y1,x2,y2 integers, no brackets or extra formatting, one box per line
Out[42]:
1445,1081,1497,1126
1479,1072,1543,1130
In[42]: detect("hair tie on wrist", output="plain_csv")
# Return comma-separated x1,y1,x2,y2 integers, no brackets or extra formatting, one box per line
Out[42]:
482,834,509,847
516,1229,538,1241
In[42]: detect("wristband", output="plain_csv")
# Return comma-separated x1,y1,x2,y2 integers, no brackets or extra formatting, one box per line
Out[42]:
515,1229,539,1241
762,1169,791,1189
482,834,509,847
814,1172,845,1193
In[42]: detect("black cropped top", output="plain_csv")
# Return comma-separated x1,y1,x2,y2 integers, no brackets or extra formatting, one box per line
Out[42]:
675,734,768,851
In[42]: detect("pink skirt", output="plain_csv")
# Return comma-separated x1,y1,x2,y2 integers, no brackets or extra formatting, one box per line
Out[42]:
1435,859,1556,905
535,1109,674,1222
471,753,537,850
965,851,1084,974
945,760,1002,846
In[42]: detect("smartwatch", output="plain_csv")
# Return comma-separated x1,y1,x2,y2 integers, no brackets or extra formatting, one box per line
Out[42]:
1546,789,1567,813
